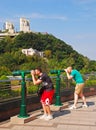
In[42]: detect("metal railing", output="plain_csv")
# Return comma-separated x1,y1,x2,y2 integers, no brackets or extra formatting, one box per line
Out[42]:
0,74,96,102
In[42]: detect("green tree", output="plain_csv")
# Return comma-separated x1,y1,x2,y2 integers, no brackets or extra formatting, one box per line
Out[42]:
44,50,52,58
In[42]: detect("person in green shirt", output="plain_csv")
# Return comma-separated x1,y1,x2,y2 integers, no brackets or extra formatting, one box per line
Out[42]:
64,66,88,110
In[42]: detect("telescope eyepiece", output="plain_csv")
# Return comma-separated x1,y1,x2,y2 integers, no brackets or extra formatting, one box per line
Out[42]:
50,70,64,74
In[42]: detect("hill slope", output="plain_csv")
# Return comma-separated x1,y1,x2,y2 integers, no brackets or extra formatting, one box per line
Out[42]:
0,32,96,75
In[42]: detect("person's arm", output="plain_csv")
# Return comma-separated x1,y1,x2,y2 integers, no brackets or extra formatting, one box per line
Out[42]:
64,69,73,80
31,70,42,85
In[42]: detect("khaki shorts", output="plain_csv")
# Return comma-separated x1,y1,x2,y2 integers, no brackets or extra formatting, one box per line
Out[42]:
75,83,85,95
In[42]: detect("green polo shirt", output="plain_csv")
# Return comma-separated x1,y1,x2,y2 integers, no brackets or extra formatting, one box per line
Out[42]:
70,69,84,84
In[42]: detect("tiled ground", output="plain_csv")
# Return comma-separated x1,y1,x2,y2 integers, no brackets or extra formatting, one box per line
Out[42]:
0,96,96,130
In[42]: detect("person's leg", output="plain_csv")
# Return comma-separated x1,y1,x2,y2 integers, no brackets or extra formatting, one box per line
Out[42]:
39,103,47,119
45,105,51,115
40,91,48,119
69,85,79,109
42,103,47,115
44,89,54,115
40,89,54,119
44,90,54,120
74,92,79,107
41,103,52,115
69,92,78,109
44,105,53,120
79,83,88,107
79,92,88,107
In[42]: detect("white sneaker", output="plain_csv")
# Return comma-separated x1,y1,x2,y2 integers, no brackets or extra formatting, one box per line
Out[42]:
82,104,88,108
69,105,77,110
45,115,53,120
39,114,47,119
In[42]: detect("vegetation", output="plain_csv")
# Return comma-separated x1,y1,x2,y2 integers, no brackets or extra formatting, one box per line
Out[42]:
0,32,96,76
0,75,20,100
0,32,96,100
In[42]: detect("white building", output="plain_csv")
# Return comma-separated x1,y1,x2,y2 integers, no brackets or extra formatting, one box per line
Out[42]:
5,22,15,34
20,18,30,33
22,48,44,57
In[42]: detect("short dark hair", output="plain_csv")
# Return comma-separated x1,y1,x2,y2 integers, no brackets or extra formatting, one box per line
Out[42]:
35,67,42,72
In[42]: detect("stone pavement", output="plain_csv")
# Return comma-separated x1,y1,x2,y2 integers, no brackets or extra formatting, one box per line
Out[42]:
0,96,96,130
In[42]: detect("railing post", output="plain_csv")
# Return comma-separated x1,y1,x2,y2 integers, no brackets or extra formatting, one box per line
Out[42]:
50,70,64,106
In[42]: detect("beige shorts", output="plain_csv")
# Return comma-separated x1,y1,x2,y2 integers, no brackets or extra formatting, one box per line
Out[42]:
75,83,85,95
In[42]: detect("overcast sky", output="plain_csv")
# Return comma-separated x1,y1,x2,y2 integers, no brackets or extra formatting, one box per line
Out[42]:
0,0,96,60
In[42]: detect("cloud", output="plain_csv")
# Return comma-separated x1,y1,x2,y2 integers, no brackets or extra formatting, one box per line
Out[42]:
0,12,68,30
16,13,68,21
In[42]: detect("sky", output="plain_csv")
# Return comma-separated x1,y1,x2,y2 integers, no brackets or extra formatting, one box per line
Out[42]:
0,0,96,60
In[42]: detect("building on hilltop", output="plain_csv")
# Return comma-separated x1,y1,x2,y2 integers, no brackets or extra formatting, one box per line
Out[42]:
5,22,15,34
20,18,30,33
0,17,49,40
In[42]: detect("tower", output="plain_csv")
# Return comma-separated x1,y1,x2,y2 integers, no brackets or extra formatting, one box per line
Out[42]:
5,22,15,33
20,18,30,33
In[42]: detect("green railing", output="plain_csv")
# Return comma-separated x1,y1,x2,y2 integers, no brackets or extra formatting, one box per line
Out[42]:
0,72,96,118
0,74,96,102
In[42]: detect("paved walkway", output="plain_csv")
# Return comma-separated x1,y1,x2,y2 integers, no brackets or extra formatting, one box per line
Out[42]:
0,96,96,130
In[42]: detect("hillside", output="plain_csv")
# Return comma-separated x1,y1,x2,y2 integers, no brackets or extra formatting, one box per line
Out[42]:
0,32,96,76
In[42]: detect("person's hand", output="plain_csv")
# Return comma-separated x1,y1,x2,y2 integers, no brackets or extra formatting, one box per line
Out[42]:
31,70,35,75
64,69,68,73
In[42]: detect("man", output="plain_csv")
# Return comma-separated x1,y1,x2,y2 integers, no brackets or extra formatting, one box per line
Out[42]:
31,67,54,120
64,66,88,109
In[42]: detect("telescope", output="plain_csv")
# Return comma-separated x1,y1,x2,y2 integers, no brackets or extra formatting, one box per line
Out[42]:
12,70,31,76
50,69,64,106
12,70,31,118
50,70,64,74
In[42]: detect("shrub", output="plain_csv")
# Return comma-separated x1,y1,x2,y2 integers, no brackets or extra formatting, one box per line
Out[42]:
0,75,11,91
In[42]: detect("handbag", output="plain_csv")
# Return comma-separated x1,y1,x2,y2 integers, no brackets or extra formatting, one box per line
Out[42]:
37,86,45,97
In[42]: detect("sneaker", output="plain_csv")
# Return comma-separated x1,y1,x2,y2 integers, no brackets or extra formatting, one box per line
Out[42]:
82,104,88,108
69,105,77,110
39,114,47,119
45,115,53,120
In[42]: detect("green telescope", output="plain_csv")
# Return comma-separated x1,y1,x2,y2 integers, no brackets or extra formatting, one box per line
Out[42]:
12,70,31,76
12,70,31,118
50,69,64,106
50,70,64,74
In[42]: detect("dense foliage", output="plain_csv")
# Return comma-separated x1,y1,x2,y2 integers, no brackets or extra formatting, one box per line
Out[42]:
0,32,96,76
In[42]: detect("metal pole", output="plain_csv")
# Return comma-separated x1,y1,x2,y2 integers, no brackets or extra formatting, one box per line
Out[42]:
12,70,30,118
50,70,64,106
18,71,29,118
55,70,62,106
